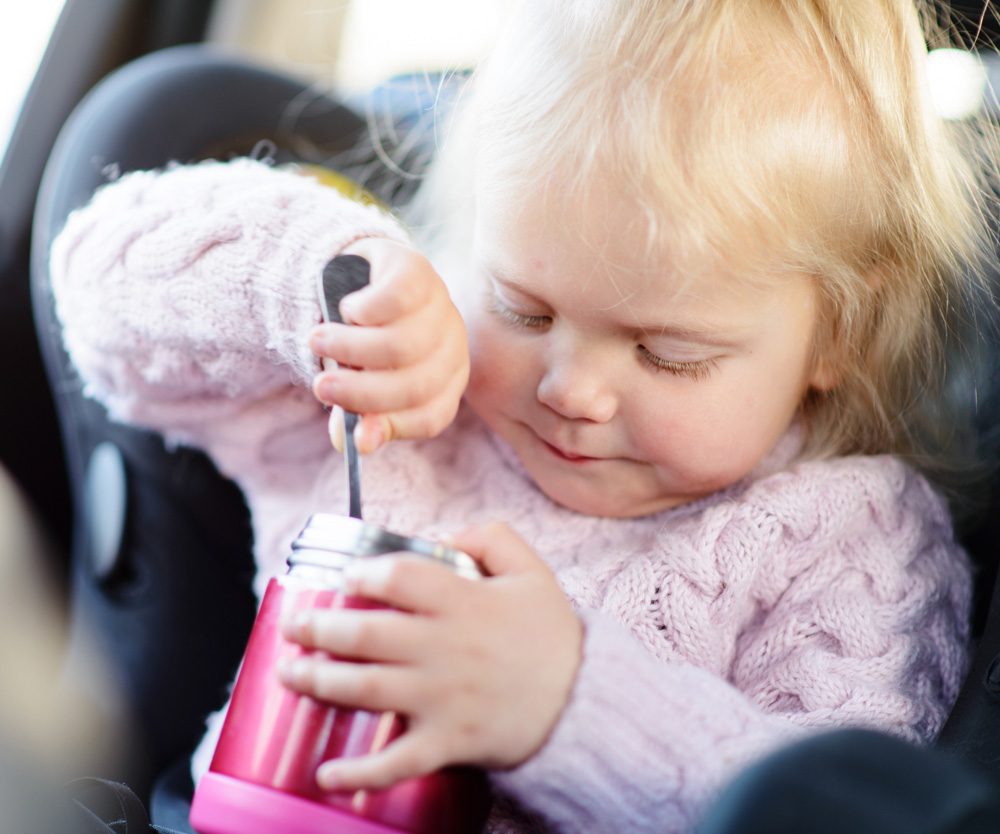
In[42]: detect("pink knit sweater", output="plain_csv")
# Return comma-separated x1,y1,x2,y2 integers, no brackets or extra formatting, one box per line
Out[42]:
50,159,972,834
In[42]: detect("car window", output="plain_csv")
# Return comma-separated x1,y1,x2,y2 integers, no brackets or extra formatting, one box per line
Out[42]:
0,0,68,165
336,0,508,89
207,0,509,91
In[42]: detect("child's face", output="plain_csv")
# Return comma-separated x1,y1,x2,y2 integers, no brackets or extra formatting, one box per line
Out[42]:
463,186,831,518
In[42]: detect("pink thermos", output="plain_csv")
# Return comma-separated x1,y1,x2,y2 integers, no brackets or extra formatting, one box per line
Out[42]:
190,514,491,834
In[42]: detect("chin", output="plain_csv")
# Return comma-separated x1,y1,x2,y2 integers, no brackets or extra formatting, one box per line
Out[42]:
532,476,680,519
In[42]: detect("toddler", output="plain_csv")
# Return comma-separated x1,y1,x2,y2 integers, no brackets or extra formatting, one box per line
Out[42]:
49,1,997,832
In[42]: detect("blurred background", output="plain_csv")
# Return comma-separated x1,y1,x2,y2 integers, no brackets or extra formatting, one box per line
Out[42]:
6,0,1000,169
0,0,511,167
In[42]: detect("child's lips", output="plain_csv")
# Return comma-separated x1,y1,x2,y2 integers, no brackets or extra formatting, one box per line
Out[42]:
540,438,601,463
518,421,614,463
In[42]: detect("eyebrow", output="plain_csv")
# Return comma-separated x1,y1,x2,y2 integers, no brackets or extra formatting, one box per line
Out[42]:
484,267,750,349
640,325,747,348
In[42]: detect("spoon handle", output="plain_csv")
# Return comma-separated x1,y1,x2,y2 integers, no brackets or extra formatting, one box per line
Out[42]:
342,411,362,520
318,254,371,520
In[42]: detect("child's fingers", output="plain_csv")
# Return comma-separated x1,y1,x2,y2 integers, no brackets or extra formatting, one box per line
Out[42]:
328,408,385,456
327,407,345,453
335,243,437,327
354,413,392,455
277,656,418,714
313,358,460,415
316,731,447,792
281,608,431,664
309,316,440,371
449,523,549,578
353,379,466,454
342,555,473,615
324,384,462,456
337,273,434,328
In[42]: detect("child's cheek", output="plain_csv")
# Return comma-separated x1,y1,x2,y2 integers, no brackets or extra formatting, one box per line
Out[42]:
465,317,521,405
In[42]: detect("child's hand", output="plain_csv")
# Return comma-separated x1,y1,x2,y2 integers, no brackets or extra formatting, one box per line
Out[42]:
278,522,583,791
310,238,469,454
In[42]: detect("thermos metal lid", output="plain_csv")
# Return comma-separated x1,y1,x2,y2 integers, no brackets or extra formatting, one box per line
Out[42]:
290,514,482,581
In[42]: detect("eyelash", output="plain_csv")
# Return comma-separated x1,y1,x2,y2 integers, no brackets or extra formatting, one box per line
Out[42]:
488,295,551,329
488,294,717,381
638,347,718,381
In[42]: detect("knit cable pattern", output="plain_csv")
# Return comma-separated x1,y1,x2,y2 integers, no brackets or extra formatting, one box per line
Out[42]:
50,159,972,834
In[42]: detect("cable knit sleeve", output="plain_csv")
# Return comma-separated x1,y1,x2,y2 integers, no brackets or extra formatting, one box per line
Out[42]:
49,158,410,445
492,455,972,833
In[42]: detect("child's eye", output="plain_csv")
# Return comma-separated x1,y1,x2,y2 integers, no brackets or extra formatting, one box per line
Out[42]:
638,346,718,381
487,294,551,329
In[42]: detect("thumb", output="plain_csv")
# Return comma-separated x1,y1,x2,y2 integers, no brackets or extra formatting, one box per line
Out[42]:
327,406,345,453
449,522,545,578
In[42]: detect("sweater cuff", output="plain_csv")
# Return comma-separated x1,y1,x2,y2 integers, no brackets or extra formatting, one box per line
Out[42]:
234,161,412,386
52,158,412,435
491,609,800,834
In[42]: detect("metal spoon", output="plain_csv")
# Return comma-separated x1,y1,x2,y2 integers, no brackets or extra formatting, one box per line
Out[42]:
318,254,371,519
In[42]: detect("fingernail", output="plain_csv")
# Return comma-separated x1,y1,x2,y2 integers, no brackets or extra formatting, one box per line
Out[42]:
329,408,345,453
362,419,387,455
281,610,310,639
276,656,306,685
353,419,367,454
316,763,342,791
318,377,338,401
339,297,357,322
342,561,364,594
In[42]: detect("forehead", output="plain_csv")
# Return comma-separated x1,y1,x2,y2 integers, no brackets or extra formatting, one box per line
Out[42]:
472,116,801,280
476,180,649,272
473,180,804,327
468,2,865,290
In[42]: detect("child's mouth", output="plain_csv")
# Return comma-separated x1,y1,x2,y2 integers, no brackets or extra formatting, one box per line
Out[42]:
542,439,599,463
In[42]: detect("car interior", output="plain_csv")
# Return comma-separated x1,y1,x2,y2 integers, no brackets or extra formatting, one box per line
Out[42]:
4,0,1000,830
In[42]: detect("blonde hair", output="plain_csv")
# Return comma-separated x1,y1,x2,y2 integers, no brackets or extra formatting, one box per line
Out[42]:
409,0,1000,498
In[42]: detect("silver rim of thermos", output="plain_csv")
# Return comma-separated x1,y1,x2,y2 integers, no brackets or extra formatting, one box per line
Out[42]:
289,514,482,581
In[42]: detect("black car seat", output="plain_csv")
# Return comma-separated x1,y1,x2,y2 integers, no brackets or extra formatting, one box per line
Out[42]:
30,36,1000,822
0,0,219,580
30,43,452,801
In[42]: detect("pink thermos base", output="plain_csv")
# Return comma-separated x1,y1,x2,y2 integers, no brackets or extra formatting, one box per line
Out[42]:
191,771,408,834
188,572,490,834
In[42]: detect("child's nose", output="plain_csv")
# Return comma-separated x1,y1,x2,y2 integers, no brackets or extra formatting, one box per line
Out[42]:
536,345,617,423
